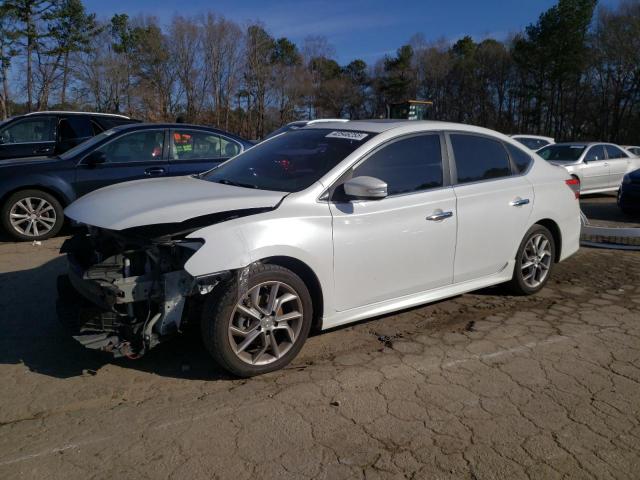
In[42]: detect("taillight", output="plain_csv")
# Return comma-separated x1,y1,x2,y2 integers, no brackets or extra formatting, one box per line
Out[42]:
565,177,580,199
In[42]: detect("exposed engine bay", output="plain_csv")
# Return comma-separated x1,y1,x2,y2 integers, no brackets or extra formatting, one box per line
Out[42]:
57,227,229,358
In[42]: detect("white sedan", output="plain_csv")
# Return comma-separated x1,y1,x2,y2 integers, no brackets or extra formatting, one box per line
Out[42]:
61,120,581,377
537,142,640,195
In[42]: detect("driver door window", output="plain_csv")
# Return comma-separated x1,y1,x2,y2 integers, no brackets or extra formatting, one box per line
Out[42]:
95,130,165,163
350,134,443,195
0,117,56,144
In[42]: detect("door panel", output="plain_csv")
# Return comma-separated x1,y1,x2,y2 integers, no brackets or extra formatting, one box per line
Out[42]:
448,132,533,283
330,132,456,311
453,176,534,283
330,189,457,311
581,146,609,191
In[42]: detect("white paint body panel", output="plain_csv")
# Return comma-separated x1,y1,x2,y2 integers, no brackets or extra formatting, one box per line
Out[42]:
453,176,534,283
330,188,457,311
64,176,286,230
65,120,581,332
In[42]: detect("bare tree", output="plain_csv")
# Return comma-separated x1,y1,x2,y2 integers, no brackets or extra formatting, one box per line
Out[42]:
169,15,208,122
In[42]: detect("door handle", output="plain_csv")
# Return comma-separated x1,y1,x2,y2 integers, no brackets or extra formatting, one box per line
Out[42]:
509,198,530,207
426,210,453,221
144,167,165,176
34,146,53,154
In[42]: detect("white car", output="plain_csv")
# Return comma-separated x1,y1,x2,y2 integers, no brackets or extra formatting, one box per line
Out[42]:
537,142,640,195
510,134,555,151
60,120,581,377
264,118,348,140
622,145,640,156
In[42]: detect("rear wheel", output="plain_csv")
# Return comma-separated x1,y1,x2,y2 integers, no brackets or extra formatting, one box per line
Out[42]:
507,224,556,295
1,189,64,241
201,263,313,377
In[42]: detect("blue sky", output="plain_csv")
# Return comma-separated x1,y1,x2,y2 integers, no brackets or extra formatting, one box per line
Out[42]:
83,0,623,64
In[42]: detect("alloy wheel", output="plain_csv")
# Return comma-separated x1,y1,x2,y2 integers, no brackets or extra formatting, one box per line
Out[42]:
228,281,304,366
9,197,57,238
520,233,552,288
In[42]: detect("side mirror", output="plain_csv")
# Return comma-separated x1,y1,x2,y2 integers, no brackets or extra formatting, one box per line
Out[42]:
85,150,106,167
343,176,388,200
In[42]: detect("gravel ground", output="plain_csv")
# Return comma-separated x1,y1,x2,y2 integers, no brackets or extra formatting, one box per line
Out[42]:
0,197,639,479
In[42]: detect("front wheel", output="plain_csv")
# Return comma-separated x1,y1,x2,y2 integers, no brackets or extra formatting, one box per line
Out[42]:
1,189,64,241
201,263,313,377
507,225,556,295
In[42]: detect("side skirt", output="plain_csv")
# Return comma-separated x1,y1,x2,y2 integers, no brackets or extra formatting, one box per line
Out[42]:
320,260,516,330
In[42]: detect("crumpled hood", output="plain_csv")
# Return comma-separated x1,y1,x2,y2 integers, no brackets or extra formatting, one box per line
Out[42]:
65,176,287,230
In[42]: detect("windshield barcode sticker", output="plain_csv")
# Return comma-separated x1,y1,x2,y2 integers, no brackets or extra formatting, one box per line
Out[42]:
326,131,368,141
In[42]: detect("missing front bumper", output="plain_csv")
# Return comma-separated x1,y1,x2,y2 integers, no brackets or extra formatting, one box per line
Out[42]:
56,230,210,358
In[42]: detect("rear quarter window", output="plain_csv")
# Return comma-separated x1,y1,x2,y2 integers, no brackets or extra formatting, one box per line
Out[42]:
506,143,533,173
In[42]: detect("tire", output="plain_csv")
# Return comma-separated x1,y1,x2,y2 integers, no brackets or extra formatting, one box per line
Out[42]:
1,189,64,241
201,263,313,377
507,224,556,295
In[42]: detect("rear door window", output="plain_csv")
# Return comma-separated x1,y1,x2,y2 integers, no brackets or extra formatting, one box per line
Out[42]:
58,116,93,142
451,134,511,184
585,145,606,162
172,130,221,160
505,143,533,173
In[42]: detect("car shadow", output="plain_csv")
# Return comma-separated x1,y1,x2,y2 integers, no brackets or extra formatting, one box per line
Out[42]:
0,255,234,381
580,193,640,224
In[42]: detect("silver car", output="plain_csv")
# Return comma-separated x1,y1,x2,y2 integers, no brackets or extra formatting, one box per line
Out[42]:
537,142,640,194
623,145,640,156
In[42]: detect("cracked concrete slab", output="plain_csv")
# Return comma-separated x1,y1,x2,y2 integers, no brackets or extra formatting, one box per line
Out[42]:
0,237,639,479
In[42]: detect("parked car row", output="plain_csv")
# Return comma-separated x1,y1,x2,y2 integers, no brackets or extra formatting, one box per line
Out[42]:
0,113,253,240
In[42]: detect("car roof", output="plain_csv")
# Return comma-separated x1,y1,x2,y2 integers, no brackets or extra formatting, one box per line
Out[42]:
550,142,619,147
22,111,131,119
303,119,516,137
112,122,252,144
510,134,555,142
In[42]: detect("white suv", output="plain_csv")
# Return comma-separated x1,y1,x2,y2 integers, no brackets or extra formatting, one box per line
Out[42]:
60,120,581,376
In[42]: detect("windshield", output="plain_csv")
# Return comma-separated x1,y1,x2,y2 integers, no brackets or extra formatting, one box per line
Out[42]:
58,129,117,160
202,128,374,192
264,121,308,140
514,137,551,150
537,144,585,162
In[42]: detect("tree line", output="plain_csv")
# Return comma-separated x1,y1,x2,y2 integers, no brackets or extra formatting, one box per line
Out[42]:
1,0,639,142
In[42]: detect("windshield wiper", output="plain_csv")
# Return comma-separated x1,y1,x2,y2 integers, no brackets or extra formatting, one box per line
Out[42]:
217,178,259,189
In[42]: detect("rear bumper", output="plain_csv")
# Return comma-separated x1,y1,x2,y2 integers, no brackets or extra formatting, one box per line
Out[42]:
618,185,640,210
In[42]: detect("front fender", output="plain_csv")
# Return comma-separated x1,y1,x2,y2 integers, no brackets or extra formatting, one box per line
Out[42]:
183,203,334,304
0,173,76,205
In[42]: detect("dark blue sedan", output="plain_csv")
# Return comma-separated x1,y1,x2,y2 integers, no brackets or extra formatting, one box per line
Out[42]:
618,168,640,214
0,123,252,241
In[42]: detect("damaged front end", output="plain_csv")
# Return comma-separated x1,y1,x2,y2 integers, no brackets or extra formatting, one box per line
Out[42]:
57,227,228,358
